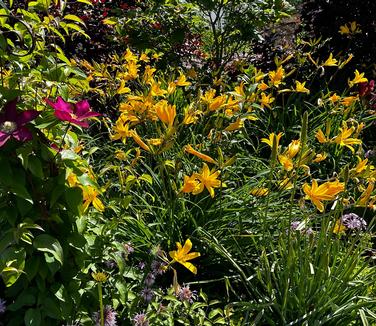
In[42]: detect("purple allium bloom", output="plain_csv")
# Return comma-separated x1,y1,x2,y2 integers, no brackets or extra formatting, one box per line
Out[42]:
341,213,367,230
144,273,155,287
365,150,375,159
92,305,117,326
133,312,149,326
177,285,197,303
0,98,40,147
45,96,100,128
138,261,146,270
104,259,117,269
123,242,134,255
0,298,6,314
140,287,154,302
151,260,167,275
290,221,301,231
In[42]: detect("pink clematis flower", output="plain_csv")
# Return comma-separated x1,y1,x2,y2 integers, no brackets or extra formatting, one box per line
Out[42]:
45,97,100,128
0,98,40,147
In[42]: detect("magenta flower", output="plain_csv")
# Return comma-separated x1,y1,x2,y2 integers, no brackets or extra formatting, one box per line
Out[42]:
45,97,100,128
0,98,40,147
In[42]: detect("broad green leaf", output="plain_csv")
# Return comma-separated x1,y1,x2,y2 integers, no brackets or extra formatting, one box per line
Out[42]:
25,308,42,326
34,235,63,265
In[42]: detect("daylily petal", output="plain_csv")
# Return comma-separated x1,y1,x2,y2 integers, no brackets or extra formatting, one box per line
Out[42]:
181,239,193,255
181,261,198,274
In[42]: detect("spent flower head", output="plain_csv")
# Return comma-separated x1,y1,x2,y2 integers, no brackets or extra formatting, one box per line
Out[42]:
92,305,117,326
133,312,149,326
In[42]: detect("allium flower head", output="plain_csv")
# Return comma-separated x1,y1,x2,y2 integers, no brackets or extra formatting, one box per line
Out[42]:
45,96,100,128
177,284,197,303
133,312,149,326
341,213,367,230
92,306,117,326
0,98,40,147
151,260,167,275
140,287,154,302
0,298,6,314
144,272,155,287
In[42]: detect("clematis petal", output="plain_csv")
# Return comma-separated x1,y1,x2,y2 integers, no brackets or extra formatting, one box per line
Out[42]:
54,110,74,123
45,97,73,113
0,133,11,147
74,100,91,116
17,110,40,125
2,98,18,121
12,127,33,142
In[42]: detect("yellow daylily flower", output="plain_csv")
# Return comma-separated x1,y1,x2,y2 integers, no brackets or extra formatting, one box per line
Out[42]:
139,52,150,62
124,61,139,80
193,163,222,198
124,48,138,62
322,53,338,67
148,138,163,146
154,100,176,126
225,118,244,132
175,74,191,87
201,89,216,103
169,239,201,274
131,130,150,151
167,81,176,94
354,158,369,174
303,179,345,212
333,219,346,234
67,173,78,188
151,81,167,97
250,187,269,197
341,96,358,107
339,54,354,69
143,65,157,84
182,107,202,125
259,92,275,109
285,140,301,158
329,93,341,104
112,116,132,141
332,124,362,153
185,144,217,164
181,175,201,194
278,154,294,171
295,81,310,94
82,186,105,212
313,153,327,163
348,70,368,87
261,132,283,149
258,81,269,91
117,80,131,94
268,66,285,87
209,95,227,111
339,21,361,35
234,81,245,97
357,182,374,207
315,129,329,143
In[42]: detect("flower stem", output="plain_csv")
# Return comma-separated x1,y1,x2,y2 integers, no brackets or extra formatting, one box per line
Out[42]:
98,282,104,326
